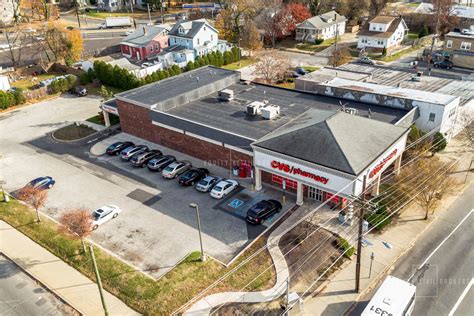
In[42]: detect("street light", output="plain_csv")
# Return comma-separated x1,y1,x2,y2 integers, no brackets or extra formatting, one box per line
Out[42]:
189,203,206,262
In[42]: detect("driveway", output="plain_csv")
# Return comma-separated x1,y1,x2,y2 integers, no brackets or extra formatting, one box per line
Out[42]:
1,96,293,278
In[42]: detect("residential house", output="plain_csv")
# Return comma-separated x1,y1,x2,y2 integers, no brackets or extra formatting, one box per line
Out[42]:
443,28,474,69
295,11,347,42
158,19,231,67
0,0,16,25
357,16,408,52
121,25,170,61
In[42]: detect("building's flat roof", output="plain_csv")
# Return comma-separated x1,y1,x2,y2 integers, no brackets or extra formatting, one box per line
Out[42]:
322,77,458,106
116,66,238,108
151,81,408,142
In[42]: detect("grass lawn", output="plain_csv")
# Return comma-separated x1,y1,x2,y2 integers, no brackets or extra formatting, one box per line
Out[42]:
275,81,295,89
279,37,337,53
378,46,420,62
405,32,419,41
300,66,319,72
221,57,256,70
11,74,57,90
0,199,275,315
87,113,120,126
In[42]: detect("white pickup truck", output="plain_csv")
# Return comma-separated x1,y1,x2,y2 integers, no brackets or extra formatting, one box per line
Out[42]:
99,17,132,29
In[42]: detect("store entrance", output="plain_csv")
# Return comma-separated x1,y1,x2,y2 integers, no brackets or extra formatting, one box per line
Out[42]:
308,186,323,201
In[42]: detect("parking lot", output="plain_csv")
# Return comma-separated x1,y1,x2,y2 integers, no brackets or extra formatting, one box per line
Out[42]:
1,96,293,278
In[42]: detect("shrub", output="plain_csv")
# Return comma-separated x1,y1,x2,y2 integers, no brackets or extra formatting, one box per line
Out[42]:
286,78,294,83
432,132,447,153
418,24,429,38
382,47,387,56
337,237,355,258
364,204,392,231
314,38,324,45
0,91,16,109
12,88,26,105
185,61,195,72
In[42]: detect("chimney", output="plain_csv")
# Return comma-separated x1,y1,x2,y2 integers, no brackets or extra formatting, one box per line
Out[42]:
143,26,146,35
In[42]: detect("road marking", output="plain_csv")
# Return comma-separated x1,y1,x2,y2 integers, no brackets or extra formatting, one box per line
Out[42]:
448,278,473,316
408,209,473,280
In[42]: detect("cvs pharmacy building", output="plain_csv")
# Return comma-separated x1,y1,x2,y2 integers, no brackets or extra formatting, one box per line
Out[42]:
251,109,409,206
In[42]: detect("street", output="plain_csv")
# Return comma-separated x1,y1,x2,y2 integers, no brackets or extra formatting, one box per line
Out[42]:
350,184,474,316
0,254,72,315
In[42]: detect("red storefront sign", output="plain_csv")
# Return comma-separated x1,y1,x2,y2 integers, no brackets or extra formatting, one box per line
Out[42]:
271,160,329,185
369,149,398,179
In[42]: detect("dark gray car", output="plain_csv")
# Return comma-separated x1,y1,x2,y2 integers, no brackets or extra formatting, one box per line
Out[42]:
120,145,149,160
147,155,176,171
130,150,162,167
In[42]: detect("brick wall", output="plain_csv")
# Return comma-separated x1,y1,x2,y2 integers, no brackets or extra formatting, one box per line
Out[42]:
117,99,253,169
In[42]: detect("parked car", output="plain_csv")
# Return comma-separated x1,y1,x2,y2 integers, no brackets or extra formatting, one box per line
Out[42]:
357,57,375,65
178,168,209,186
434,60,453,69
295,67,309,75
26,176,56,190
210,179,239,199
195,176,223,192
69,86,88,96
246,199,282,224
106,141,135,156
162,161,192,179
130,150,163,167
91,205,121,230
147,155,176,171
120,145,149,160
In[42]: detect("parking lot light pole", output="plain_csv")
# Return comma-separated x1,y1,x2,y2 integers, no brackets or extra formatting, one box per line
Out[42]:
189,203,206,262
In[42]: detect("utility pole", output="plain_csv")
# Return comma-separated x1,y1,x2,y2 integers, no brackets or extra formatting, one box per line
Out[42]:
147,4,152,25
161,0,164,24
428,0,441,67
368,252,375,278
189,203,206,262
89,245,108,316
355,175,367,293
75,1,81,28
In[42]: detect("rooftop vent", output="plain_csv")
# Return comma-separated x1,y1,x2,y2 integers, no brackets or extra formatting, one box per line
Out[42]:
261,104,280,120
218,89,234,101
343,107,358,115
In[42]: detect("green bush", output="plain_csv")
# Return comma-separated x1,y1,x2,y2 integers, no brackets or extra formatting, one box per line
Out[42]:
432,132,447,153
0,91,16,109
364,204,392,231
418,24,429,38
382,47,387,56
337,237,355,258
12,88,26,105
314,38,324,45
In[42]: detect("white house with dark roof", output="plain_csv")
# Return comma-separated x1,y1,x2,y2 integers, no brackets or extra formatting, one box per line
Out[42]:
357,16,408,52
161,19,231,67
295,11,347,42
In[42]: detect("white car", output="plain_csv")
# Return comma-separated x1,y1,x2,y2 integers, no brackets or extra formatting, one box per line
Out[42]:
210,179,239,199
91,205,121,230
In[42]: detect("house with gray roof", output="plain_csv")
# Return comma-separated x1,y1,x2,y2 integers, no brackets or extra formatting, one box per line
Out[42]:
295,11,347,42
120,25,171,61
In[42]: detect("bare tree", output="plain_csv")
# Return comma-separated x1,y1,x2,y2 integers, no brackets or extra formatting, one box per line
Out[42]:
253,50,290,83
3,25,31,68
17,186,48,223
455,108,474,149
59,209,93,253
395,157,458,220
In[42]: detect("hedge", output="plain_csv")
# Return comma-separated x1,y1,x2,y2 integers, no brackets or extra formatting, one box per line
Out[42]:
0,88,26,110
337,237,355,258
364,203,392,232
49,75,77,94
94,47,242,91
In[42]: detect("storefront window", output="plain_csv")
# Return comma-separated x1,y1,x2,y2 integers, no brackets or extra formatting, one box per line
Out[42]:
272,174,297,190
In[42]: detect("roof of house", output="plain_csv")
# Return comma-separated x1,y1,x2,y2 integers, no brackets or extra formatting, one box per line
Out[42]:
168,18,217,39
445,31,474,39
253,109,408,175
121,25,170,46
297,10,347,29
321,77,458,106
416,3,474,19
369,16,396,24
358,17,407,38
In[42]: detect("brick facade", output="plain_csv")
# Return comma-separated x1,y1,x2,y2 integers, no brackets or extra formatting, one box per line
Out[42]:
117,99,253,169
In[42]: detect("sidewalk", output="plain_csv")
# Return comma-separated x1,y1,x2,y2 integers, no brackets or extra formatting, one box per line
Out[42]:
291,182,472,316
0,220,139,316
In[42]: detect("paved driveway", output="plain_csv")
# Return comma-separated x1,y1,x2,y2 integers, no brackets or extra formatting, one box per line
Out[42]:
1,97,293,278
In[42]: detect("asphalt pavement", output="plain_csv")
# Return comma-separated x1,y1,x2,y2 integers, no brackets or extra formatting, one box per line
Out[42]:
350,184,474,316
0,255,71,316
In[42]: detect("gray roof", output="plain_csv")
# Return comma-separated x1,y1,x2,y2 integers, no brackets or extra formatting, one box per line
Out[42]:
297,11,347,29
116,66,239,108
253,109,408,175
168,19,217,39
121,25,169,47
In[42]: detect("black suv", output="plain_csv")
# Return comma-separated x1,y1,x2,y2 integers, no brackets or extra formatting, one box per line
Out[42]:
130,150,163,167
178,168,209,186
246,199,282,225
147,155,176,171
434,60,453,69
106,141,134,156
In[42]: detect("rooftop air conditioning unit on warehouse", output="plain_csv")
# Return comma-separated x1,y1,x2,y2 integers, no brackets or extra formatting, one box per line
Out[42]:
246,101,267,116
261,104,280,119
218,89,234,101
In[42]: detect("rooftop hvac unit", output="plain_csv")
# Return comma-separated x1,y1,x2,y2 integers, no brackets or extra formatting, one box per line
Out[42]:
246,101,266,116
218,89,234,101
344,107,358,115
261,104,280,120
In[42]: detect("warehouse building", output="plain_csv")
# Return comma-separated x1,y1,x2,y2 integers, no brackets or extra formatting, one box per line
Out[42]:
104,66,413,206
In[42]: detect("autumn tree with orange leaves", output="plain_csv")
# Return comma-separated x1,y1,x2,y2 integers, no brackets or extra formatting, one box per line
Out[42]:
17,186,48,223
59,208,93,253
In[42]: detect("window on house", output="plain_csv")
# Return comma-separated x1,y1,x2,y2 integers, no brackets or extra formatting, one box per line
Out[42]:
150,46,153,52
155,44,159,50
446,40,452,48
429,112,436,122
197,38,200,45
460,42,472,50
211,34,213,41
379,27,382,31
449,108,456,118
377,40,384,45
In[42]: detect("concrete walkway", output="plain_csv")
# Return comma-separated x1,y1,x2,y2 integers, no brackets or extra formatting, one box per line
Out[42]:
0,220,139,316
184,205,315,315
